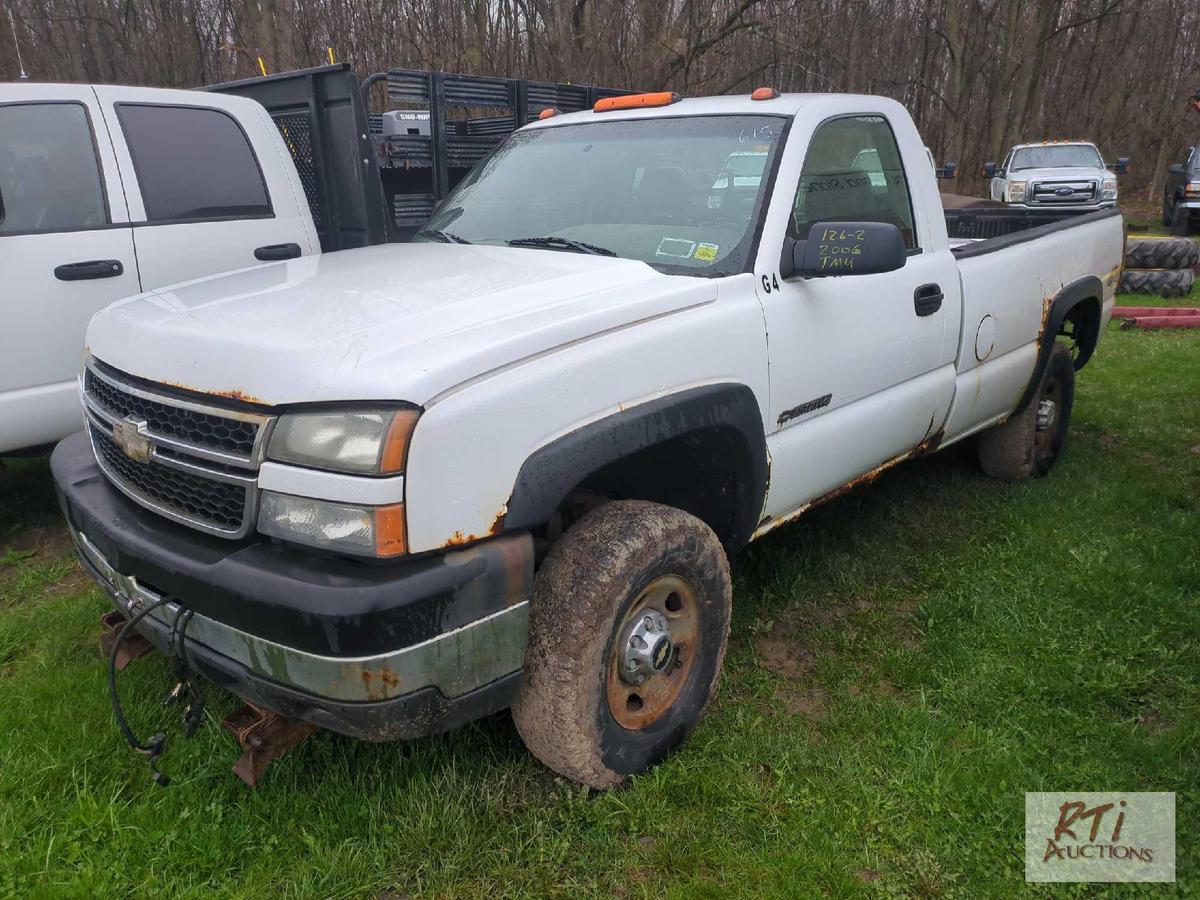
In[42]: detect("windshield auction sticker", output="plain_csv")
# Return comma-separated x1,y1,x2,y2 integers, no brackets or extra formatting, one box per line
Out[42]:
1025,792,1175,882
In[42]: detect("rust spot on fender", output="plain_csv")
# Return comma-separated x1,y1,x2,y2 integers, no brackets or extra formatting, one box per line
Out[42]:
1037,293,1054,343
443,503,509,549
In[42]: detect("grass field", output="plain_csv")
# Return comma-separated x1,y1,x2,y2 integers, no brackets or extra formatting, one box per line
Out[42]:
1,303,1197,897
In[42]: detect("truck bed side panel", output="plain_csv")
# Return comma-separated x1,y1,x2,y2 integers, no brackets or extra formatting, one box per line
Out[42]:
941,212,1123,443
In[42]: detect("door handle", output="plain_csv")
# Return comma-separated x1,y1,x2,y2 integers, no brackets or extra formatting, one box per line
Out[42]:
914,282,944,317
54,259,124,281
254,243,302,261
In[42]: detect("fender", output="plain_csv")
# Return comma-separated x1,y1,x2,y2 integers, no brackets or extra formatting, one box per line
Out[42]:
1014,274,1103,415
504,383,768,552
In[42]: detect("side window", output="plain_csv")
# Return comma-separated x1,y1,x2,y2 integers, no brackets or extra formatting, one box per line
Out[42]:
0,103,108,235
788,115,918,250
116,104,271,222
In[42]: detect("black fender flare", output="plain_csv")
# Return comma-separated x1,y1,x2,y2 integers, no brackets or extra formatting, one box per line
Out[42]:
1014,274,1103,414
504,383,768,552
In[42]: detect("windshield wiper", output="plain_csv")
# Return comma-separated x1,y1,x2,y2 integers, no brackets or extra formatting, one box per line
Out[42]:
416,229,472,244
506,236,617,257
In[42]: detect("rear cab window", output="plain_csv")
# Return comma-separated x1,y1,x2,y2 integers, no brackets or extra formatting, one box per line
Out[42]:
115,104,272,222
0,102,108,235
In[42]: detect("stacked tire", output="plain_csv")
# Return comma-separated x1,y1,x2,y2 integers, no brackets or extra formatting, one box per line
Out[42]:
1120,237,1198,297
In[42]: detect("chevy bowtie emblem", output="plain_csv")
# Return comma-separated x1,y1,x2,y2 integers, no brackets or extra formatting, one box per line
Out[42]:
112,417,152,462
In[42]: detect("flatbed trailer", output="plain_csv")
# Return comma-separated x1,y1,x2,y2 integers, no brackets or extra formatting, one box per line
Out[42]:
210,64,631,249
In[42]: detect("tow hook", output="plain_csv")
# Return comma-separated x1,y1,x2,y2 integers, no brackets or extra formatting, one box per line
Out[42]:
222,704,318,788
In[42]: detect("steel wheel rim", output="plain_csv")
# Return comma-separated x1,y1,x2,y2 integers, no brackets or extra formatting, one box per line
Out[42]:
607,574,700,730
1034,371,1065,460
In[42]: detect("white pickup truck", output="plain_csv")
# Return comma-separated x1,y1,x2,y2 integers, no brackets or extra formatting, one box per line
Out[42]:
984,141,1127,210
0,83,319,456
53,89,1123,789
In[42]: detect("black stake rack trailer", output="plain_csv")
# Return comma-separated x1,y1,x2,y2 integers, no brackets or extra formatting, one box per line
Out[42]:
210,64,631,252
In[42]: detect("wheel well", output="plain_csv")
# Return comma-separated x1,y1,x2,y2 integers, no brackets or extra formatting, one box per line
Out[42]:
561,426,758,552
504,384,768,556
1059,295,1101,370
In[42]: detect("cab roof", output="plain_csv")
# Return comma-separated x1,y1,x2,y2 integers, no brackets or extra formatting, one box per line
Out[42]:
524,92,901,129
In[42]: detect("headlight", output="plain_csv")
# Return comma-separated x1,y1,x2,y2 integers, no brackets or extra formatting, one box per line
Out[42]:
1186,181,1200,199
1008,181,1027,202
258,492,407,557
1101,177,1117,200
268,408,419,475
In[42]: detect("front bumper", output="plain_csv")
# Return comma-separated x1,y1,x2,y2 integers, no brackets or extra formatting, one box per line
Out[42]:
52,431,533,741
1007,201,1116,211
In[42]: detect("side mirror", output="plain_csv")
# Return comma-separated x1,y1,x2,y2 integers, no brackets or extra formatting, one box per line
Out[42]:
1113,157,1130,175
1168,163,1185,175
938,162,958,179
982,162,998,178
781,222,907,279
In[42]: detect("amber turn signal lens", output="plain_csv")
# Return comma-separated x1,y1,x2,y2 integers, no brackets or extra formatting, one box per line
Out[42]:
751,87,779,100
374,503,408,557
594,92,681,113
538,107,558,120
379,409,420,474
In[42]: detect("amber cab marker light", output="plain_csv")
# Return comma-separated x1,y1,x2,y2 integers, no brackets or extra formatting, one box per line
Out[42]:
594,92,681,113
751,87,780,101
538,107,558,120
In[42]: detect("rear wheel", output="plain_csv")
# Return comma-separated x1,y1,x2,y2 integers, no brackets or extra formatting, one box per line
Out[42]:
977,343,1075,481
513,500,731,789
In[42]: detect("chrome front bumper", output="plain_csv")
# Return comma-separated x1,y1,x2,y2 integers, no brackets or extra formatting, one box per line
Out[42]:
72,526,529,704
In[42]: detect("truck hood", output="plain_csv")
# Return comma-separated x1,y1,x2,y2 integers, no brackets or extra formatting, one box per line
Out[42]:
87,243,715,406
1007,166,1112,182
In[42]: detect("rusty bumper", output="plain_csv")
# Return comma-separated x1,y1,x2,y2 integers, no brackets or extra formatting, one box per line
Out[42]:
52,431,531,741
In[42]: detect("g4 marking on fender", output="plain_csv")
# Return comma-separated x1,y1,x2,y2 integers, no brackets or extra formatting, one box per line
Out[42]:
761,272,781,293
777,392,832,427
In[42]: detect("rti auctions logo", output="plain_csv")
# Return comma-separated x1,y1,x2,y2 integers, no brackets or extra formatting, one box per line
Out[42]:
1042,798,1149,863
1025,792,1175,883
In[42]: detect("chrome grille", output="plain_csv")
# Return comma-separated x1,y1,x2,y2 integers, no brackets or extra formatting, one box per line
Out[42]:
86,367,258,457
1029,180,1097,205
82,359,271,538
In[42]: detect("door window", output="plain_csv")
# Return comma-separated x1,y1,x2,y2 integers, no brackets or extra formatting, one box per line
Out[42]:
0,103,108,235
116,104,271,222
788,115,918,249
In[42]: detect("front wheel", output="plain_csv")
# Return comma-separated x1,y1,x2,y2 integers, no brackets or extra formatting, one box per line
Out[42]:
977,343,1075,481
513,500,731,789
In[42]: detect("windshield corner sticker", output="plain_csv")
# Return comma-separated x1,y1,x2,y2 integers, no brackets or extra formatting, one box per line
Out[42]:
656,238,696,259
694,242,720,262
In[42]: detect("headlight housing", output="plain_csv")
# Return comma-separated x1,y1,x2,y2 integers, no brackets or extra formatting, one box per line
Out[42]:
1101,177,1117,200
258,492,407,557
1186,181,1200,199
268,408,419,475
1008,181,1027,202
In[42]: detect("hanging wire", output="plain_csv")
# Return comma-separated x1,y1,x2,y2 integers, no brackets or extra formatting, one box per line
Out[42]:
5,0,28,79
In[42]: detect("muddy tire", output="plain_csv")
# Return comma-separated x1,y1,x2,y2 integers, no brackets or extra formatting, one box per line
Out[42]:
512,500,731,789
1118,268,1195,298
1124,236,1199,270
977,343,1075,481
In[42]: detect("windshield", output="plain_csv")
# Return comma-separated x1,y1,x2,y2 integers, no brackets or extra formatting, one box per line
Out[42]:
1010,145,1103,171
417,115,787,275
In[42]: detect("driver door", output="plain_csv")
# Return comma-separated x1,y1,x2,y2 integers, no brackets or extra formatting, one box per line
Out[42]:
755,114,958,522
